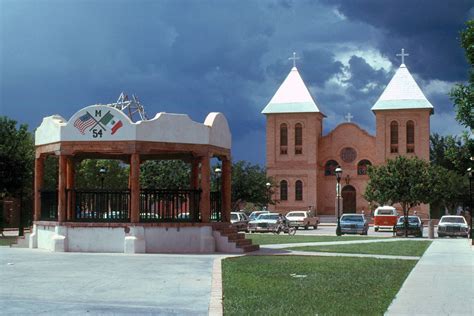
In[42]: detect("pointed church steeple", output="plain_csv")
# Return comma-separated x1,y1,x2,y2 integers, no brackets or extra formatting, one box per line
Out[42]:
262,65,322,114
372,50,433,113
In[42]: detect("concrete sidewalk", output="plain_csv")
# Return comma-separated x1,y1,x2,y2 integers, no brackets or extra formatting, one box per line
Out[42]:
0,248,217,315
386,239,473,315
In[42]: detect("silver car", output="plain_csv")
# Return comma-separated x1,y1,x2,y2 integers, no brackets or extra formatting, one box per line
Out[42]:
437,215,469,238
339,214,369,235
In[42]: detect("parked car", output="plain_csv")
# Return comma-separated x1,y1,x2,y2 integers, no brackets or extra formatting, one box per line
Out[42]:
230,211,249,231
339,214,369,235
247,213,281,233
395,216,423,237
374,206,399,231
437,215,469,238
286,211,319,229
248,210,270,221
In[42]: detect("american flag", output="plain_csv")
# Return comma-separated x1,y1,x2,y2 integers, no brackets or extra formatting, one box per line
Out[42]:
73,112,95,135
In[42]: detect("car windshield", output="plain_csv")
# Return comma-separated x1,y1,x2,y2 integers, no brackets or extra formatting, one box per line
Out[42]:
231,214,238,220
397,217,419,224
377,209,395,215
257,214,280,220
440,217,465,224
287,212,305,217
341,215,363,222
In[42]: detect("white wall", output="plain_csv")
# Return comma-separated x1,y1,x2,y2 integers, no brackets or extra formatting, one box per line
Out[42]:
32,225,219,253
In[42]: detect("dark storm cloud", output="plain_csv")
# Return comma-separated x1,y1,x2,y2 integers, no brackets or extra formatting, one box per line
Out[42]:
344,56,390,91
1,0,471,165
325,0,474,81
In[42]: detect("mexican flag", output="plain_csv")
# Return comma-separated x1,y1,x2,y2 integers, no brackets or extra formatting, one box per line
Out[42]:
100,111,123,135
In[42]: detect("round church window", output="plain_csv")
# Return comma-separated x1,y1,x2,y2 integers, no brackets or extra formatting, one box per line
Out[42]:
340,147,357,163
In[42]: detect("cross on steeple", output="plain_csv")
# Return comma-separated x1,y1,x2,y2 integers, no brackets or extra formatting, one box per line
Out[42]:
396,48,409,65
345,113,353,122
288,52,300,68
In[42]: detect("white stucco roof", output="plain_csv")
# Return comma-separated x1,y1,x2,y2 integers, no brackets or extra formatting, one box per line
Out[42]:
35,105,231,149
372,64,434,112
262,67,322,114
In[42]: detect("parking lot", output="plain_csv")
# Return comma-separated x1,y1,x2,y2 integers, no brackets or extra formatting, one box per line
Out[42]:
287,224,439,238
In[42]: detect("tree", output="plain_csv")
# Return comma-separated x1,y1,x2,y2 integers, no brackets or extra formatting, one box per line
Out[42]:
0,116,35,196
364,156,432,236
429,165,467,215
231,160,273,211
430,133,471,175
140,160,190,189
449,20,474,130
75,159,129,190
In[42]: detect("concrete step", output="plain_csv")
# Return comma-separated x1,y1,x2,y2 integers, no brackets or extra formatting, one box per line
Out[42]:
235,239,252,247
216,227,239,235
226,233,245,241
240,244,260,252
11,234,29,248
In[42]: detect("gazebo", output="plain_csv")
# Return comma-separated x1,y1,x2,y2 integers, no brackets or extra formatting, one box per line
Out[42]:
29,104,258,253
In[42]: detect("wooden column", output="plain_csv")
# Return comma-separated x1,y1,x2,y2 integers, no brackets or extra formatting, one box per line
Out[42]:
191,159,200,189
34,156,45,221
66,157,75,221
130,153,140,223
221,157,232,222
58,155,67,223
199,155,211,223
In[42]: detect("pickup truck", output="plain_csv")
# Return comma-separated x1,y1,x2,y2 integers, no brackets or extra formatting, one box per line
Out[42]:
286,211,320,230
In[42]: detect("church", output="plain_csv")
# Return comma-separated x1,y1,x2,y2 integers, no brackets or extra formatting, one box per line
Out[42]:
262,51,433,217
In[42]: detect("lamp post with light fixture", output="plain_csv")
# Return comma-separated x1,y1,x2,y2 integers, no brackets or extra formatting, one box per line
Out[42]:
335,166,343,236
99,166,107,189
266,182,271,211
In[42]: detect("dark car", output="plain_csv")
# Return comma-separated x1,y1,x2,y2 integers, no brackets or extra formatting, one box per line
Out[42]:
395,216,423,237
339,214,369,235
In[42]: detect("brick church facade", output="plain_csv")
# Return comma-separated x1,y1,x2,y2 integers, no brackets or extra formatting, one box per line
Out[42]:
262,55,433,217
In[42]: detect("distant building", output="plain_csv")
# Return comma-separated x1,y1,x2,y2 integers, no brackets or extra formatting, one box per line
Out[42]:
262,54,433,217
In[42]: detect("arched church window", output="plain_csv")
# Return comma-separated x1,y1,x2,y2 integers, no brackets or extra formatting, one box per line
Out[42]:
280,180,288,201
295,123,303,155
295,180,303,201
357,159,372,175
280,124,288,155
406,120,415,153
390,121,398,153
325,160,339,176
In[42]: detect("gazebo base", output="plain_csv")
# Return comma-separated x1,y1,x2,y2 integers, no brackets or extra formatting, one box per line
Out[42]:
29,221,256,254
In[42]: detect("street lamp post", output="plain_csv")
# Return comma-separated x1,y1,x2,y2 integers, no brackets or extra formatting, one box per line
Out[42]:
335,166,343,236
266,182,271,211
468,168,473,239
214,167,222,192
99,166,107,189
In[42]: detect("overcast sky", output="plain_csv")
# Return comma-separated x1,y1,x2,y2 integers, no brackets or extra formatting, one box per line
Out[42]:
1,0,473,164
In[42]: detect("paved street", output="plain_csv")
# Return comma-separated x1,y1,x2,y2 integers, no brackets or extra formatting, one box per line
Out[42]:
0,248,216,315
290,224,433,238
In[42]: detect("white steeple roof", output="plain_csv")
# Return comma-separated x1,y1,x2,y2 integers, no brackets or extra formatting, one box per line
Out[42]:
372,64,434,112
262,67,322,114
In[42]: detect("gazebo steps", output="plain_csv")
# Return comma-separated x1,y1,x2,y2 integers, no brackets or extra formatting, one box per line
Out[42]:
214,225,259,253
10,233,30,248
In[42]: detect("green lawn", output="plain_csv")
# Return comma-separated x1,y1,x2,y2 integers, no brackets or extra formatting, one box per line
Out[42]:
223,256,416,315
0,236,17,246
247,233,387,245
286,240,432,257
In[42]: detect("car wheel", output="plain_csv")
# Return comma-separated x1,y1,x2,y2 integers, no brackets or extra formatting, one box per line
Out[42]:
304,224,309,230
313,225,318,230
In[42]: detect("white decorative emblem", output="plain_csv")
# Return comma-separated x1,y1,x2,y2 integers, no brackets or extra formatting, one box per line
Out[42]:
73,109,123,138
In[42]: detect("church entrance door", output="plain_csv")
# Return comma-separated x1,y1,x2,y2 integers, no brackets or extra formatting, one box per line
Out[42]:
342,185,356,213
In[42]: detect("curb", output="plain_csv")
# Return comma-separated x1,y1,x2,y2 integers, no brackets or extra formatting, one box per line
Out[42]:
208,257,224,316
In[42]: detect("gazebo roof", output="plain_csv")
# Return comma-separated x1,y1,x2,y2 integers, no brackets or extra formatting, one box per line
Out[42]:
35,105,231,150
